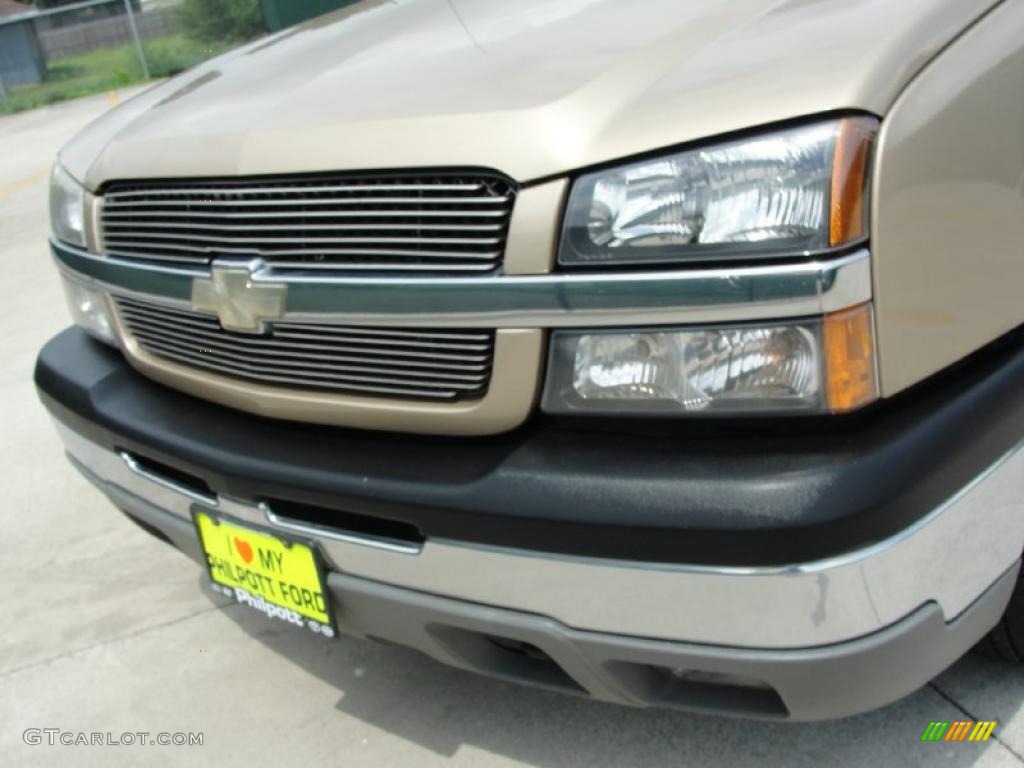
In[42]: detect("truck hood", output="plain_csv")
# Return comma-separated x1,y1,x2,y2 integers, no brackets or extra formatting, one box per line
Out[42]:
62,0,997,189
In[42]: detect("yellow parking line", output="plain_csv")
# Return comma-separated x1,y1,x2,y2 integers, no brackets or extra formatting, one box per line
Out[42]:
0,168,50,200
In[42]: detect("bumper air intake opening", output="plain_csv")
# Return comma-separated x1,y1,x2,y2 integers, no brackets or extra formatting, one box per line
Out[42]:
263,498,426,550
606,662,788,717
118,450,216,501
427,626,587,694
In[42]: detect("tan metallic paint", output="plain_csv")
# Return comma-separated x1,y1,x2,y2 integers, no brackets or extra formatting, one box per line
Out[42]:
872,0,1024,395
84,193,103,254
60,0,1000,188
502,179,567,275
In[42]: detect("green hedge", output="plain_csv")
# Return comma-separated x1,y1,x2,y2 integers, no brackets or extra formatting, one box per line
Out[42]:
179,0,267,43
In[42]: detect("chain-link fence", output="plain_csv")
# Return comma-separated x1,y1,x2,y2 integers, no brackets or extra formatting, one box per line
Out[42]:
0,0,265,113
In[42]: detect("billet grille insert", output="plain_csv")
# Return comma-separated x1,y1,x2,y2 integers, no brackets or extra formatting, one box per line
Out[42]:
114,296,495,402
100,172,516,273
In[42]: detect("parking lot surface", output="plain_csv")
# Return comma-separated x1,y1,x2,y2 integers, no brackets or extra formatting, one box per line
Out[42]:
1,91,1022,768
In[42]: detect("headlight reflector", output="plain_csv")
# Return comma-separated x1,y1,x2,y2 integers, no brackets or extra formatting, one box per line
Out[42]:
559,117,876,267
61,276,117,346
50,164,87,247
542,304,877,416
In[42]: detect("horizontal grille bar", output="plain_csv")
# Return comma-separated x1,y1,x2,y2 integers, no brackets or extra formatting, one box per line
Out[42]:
104,233,503,246
103,196,511,207
115,296,495,402
105,182,489,198
101,172,516,272
104,248,503,270
103,209,509,219
104,221,505,233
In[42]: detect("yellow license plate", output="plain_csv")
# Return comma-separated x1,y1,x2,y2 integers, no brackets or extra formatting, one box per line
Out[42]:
193,510,335,637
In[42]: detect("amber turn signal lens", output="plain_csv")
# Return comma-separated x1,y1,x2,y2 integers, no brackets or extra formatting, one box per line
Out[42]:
829,117,877,247
823,303,878,412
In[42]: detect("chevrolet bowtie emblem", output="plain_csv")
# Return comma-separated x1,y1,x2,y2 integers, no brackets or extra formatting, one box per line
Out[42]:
191,261,287,334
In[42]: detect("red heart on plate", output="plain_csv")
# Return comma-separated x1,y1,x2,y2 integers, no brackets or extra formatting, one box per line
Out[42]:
234,537,254,564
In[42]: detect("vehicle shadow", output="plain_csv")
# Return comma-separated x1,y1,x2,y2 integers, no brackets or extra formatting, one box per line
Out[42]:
211,585,1024,768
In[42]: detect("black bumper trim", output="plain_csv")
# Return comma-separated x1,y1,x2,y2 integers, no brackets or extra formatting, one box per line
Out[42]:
36,325,1024,566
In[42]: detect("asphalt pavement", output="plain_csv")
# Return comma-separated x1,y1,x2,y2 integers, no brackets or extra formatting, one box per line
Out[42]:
1,90,1022,768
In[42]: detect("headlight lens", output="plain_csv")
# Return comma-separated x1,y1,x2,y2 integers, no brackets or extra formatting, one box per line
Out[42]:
50,164,87,247
60,276,117,346
559,117,876,267
541,304,877,415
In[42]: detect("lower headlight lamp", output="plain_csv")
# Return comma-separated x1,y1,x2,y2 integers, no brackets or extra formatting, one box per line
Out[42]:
542,303,877,416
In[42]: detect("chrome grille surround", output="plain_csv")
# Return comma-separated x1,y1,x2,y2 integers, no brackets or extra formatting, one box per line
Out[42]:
100,172,516,272
113,295,496,402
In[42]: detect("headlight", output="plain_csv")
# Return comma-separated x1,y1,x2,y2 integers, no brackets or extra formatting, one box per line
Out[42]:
50,164,87,247
60,276,117,347
558,117,876,267
541,304,877,416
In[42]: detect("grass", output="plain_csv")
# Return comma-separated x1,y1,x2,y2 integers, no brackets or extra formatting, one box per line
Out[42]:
3,34,229,113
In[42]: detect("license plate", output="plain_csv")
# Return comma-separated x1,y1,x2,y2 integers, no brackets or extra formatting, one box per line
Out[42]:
193,509,336,638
